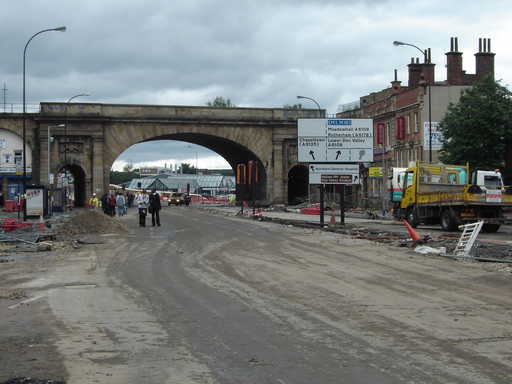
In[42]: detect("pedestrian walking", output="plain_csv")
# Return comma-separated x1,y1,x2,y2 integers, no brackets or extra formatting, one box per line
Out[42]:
116,192,126,216
135,190,149,227
127,192,135,208
108,193,117,216
101,193,109,215
89,193,100,209
149,189,161,227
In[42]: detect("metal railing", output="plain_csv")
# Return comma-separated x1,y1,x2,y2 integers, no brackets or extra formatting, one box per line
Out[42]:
0,104,40,113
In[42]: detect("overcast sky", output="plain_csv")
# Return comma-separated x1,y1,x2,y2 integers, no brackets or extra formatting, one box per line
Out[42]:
1,1,511,170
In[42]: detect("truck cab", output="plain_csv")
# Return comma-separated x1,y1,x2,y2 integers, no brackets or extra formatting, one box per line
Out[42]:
471,169,503,191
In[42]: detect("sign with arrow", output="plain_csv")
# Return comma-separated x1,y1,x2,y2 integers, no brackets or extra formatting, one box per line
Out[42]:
298,118,373,162
309,164,360,185
298,119,326,162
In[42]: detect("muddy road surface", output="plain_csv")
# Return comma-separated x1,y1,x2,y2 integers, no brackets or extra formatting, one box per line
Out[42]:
1,207,512,383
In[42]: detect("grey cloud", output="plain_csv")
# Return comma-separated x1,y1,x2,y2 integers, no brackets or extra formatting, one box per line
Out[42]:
1,0,510,152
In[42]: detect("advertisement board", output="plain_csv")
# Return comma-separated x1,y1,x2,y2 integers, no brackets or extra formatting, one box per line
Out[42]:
26,187,45,218
423,121,443,150
298,119,373,162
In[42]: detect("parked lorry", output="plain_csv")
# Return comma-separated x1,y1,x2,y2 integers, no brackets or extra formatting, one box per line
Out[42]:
392,162,512,232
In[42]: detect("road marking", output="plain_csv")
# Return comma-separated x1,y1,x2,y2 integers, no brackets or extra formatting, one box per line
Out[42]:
8,295,45,309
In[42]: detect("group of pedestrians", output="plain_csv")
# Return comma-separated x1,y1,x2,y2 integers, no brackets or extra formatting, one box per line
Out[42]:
88,189,162,228
135,189,161,227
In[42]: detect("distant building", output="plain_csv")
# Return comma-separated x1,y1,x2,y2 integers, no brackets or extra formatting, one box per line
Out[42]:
337,37,495,209
126,173,234,196
0,128,32,201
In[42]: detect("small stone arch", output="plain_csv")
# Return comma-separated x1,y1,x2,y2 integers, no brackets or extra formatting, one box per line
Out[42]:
58,163,87,207
287,164,309,205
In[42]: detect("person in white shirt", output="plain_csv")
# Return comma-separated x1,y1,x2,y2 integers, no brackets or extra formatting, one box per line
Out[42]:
135,190,149,227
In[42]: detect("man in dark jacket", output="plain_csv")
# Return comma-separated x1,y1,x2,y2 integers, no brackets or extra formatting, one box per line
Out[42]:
149,189,161,227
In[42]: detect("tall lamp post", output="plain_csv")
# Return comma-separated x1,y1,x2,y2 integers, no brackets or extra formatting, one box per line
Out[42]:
296,95,323,117
48,124,65,215
393,40,433,163
64,93,89,211
22,26,66,219
297,95,327,224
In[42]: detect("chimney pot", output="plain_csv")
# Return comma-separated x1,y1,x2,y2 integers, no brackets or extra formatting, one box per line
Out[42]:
475,38,495,81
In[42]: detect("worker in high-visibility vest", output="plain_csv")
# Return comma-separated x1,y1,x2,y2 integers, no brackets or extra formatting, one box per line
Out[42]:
88,193,101,209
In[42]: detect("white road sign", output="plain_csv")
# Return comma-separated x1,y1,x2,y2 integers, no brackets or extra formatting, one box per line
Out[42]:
423,121,443,150
298,119,326,162
298,119,373,162
309,164,360,185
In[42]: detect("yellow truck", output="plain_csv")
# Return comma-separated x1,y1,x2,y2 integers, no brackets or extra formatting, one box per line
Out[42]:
394,162,512,232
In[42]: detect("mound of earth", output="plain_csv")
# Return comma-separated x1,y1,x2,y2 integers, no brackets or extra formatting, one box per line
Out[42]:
60,210,128,235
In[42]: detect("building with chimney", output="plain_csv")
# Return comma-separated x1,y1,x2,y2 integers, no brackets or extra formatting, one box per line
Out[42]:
337,37,495,210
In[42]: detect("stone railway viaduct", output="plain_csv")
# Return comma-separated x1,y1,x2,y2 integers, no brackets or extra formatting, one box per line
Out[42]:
0,103,321,205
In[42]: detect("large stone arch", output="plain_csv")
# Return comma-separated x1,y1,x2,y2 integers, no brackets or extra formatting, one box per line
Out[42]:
103,122,273,201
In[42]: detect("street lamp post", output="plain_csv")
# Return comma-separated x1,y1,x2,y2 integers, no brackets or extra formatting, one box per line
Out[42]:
64,93,89,211
47,124,65,215
393,40,433,163
22,26,66,219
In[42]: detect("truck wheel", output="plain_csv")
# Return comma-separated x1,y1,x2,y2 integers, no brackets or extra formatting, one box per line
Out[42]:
482,223,500,233
440,210,457,231
407,207,419,228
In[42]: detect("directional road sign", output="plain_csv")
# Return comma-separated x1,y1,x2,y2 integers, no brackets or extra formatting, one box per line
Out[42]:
309,164,360,185
298,118,373,162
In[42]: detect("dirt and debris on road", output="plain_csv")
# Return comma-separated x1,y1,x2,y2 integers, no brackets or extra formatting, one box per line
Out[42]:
1,379,65,384
200,204,512,261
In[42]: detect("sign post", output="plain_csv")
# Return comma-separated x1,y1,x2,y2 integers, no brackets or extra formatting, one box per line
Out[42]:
299,118,372,226
340,185,345,225
309,164,360,226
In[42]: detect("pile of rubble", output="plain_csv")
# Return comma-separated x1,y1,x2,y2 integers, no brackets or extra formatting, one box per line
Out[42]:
54,210,127,236
0,210,127,256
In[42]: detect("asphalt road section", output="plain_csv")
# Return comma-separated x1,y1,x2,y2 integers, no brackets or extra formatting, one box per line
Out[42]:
1,206,512,383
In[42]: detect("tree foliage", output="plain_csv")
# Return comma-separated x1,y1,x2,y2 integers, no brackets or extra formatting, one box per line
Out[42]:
207,96,236,108
439,77,512,182
283,103,303,109
110,169,140,185
178,163,197,174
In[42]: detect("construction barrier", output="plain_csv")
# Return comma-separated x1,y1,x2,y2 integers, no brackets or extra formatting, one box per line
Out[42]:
3,200,20,212
0,218,33,232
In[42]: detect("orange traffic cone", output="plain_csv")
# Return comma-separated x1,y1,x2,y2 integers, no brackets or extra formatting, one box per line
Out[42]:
403,219,421,242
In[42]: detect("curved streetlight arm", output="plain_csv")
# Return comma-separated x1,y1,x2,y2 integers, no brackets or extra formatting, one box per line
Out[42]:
296,95,322,112
23,27,67,112
393,40,427,62
67,93,90,103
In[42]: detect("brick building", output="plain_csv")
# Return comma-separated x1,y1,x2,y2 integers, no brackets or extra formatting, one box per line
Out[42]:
337,37,495,210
